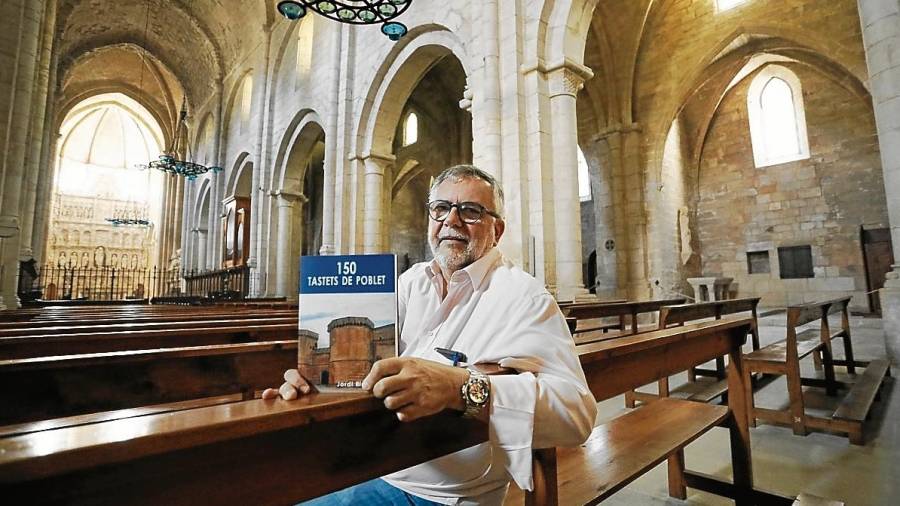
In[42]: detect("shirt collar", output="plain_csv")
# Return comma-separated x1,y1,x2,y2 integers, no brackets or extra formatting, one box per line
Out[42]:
426,248,501,291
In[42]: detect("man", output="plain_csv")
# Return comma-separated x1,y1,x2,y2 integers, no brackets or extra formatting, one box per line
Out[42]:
263,165,597,505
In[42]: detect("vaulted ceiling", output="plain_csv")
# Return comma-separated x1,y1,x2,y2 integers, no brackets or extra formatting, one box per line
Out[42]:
55,0,272,133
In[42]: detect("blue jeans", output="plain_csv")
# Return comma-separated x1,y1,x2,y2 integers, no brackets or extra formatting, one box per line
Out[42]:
300,478,442,506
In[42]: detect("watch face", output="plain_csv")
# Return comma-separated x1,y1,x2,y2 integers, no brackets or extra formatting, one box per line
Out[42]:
467,379,489,405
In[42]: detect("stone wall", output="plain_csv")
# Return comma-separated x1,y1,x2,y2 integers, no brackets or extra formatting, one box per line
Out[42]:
696,64,887,309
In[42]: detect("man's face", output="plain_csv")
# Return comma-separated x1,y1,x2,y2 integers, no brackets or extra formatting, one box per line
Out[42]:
428,177,505,274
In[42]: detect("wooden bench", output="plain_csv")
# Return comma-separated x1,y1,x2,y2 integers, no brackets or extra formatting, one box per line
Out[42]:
0,323,298,359
562,298,686,344
0,316,297,338
743,296,891,444
521,319,797,506
0,309,296,331
0,392,487,504
0,340,297,425
625,297,761,407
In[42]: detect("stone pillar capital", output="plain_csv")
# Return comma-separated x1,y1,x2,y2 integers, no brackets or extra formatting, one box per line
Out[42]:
0,215,20,238
546,59,594,98
274,191,307,206
358,151,396,175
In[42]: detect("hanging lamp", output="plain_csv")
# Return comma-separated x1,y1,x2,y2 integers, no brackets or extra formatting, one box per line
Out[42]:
276,1,411,41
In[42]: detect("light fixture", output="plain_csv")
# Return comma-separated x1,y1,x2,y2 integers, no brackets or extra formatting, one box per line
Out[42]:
106,218,152,227
140,100,221,181
277,0,411,41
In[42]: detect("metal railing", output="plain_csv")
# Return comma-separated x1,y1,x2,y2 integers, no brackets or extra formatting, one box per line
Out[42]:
19,264,252,302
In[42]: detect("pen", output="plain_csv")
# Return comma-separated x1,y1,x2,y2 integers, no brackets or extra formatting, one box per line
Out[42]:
435,347,467,367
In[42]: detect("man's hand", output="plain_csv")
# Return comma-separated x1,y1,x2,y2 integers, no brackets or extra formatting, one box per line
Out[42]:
362,357,469,422
261,369,315,400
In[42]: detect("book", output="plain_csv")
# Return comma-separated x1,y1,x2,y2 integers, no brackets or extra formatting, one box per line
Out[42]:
297,254,398,388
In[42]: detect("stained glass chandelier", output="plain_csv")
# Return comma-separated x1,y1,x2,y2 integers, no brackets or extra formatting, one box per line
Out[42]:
140,100,221,181
106,218,152,227
277,1,411,40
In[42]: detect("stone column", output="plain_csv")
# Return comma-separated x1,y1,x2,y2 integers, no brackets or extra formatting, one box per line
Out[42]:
0,0,46,309
857,0,900,361
208,171,221,270
275,191,304,297
19,0,55,263
194,228,208,271
361,153,395,254
547,61,593,302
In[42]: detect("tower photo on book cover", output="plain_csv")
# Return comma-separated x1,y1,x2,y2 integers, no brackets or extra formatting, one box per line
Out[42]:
298,254,398,388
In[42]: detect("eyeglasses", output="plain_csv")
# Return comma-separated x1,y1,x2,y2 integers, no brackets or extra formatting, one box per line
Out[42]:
426,200,501,224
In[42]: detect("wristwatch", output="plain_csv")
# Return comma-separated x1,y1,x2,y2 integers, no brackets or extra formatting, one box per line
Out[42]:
460,368,490,418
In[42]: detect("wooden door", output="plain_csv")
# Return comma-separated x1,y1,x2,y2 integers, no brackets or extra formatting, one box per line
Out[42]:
861,228,894,314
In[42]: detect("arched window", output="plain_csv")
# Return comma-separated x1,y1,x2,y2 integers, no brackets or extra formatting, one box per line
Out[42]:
716,0,746,12
747,65,810,168
240,75,253,133
402,112,418,146
577,147,592,201
296,18,314,78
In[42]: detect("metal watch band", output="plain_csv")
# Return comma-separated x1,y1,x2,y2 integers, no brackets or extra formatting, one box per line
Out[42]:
460,368,490,418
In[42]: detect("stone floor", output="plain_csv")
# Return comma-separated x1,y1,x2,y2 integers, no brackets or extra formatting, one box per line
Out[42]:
595,313,898,505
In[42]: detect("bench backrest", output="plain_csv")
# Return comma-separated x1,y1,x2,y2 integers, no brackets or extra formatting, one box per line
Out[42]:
576,319,752,401
786,296,851,329
562,298,685,320
658,297,761,328
0,316,298,337
0,340,298,424
0,323,298,359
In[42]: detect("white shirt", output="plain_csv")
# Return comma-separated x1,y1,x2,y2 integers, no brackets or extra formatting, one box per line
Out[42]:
383,248,597,505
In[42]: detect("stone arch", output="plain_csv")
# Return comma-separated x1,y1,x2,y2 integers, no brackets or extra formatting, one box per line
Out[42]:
270,14,318,91
646,26,869,176
223,69,255,143
392,158,422,200
356,24,472,158
679,37,872,179
192,178,212,229
537,0,600,68
271,111,326,296
272,109,325,193
226,152,252,199
56,84,173,149
192,179,211,270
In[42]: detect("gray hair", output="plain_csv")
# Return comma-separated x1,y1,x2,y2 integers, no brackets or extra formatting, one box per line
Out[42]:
428,164,505,218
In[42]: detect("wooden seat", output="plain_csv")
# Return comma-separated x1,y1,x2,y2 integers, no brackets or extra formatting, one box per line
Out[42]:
744,334,825,364
553,398,729,504
744,297,890,444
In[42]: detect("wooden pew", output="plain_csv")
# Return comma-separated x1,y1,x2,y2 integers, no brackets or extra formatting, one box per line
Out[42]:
0,393,487,505
562,298,686,344
625,297,761,407
743,296,890,444
0,320,826,505
0,316,297,338
0,322,298,359
0,309,297,330
0,340,297,425
522,319,796,505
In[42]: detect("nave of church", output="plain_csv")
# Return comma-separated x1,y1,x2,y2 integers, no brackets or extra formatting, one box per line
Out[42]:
2,0,900,504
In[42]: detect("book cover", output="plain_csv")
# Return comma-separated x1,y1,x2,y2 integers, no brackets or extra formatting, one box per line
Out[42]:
298,254,398,388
